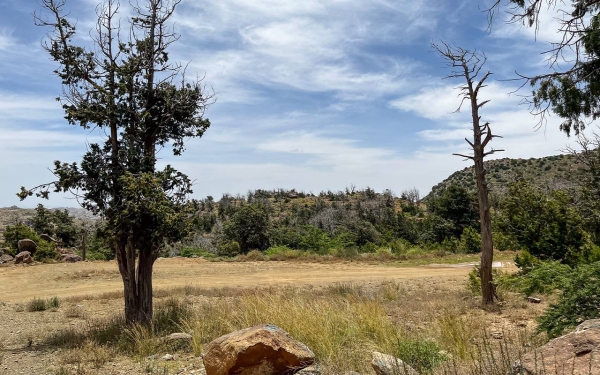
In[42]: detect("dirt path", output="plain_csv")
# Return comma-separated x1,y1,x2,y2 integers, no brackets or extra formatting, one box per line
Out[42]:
0,259,495,303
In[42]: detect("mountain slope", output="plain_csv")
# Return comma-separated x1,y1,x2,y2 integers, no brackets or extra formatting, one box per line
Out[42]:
427,153,580,199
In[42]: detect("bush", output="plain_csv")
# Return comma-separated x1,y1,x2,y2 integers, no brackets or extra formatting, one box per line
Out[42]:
3,223,40,251
394,337,447,372
520,261,570,295
34,240,60,262
244,249,266,261
360,242,378,253
390,239,412,255
460,227,481,254
26,296,59,312
538,261,600,338
27,298,48,312
217,241,241,257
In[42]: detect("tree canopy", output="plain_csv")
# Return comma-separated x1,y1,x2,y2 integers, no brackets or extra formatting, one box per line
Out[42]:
20,0,213,324
490,0,600,135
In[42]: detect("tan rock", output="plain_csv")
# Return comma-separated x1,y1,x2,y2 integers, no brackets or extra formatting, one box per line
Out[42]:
371,352,418,375
40,234,57,243
202,324,315,375
15,251,33,264
60,254,82,263
518,319,600,374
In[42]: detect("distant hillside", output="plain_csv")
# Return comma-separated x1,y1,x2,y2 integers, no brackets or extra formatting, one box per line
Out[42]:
0,206,94,239
428,153,581,199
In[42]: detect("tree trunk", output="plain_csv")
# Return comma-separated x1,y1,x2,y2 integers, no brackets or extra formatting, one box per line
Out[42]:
116,238,156,325
81,233,86,261
474,157,496,304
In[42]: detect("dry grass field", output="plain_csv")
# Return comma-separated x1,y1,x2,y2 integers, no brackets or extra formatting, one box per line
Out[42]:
0,258,546,375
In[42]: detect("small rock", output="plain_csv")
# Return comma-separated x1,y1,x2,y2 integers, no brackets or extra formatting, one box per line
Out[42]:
371,352,418,375
0,254,14,264
527,297,542,304
166,332,193,342
491,331,504,340
60,254,82,263
147,354,158,360
162,354,174,361
297,364,322,374
14,251,33,264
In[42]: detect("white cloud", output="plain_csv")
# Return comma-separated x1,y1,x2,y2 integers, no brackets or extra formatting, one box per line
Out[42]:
175,0,440,103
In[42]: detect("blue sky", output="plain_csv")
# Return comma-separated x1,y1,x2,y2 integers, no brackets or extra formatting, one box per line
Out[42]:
0,0,585,207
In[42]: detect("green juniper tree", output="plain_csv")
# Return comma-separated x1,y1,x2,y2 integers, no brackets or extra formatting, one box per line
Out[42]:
489,0,600,135
21,0,212,324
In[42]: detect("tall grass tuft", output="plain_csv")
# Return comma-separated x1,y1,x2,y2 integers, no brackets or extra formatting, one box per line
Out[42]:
184,290,406,373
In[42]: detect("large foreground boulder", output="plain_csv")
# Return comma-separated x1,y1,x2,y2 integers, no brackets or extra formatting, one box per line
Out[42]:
14,251,33,264
202,324,315,375
517,319,600,374
371,352,418,375
18,239,37,255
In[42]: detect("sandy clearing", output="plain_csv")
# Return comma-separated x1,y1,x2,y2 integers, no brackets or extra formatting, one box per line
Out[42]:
0,259,507,303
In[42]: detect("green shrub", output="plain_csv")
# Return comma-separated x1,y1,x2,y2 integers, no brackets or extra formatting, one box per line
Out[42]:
26,296,60,312
34,240,59,262
390,239,412,255
514,250,541,274
460,227,481,254
27,298,48,312
217,241,241,257
492,231,520,251
3,223,40,251
538,261,600,338
48,296,60,309
394,337,447,372
360,242,378,253
507,261,571,296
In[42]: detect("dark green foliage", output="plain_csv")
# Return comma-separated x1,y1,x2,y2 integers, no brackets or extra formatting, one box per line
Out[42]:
217,241,241,257
224,204,270,253
538,262,600,338
3,223,40,251
497,180,588,265
30,205,79,247
24,0,213,323
428,184,479,238
34,240,59,262
502,259,571,296
297,225,334,254
460,227,481,254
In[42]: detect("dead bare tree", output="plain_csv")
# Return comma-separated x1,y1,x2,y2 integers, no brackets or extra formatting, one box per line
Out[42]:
433,42,504,305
